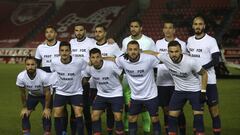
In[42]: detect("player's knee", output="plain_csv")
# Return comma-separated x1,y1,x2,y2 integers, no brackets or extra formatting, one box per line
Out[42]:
114,112,122,121
151,116,159,123
128,115,138,122
193,110,203,115
91,112,100,121
53,108,64,117
209,105,219,117
169,110,180,117
72,106,83,117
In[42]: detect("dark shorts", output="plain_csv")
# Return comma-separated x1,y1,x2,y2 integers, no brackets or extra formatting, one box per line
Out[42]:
129,96,159,116
157,86,174,107
27,94,50,110
53,94,83,107
169,91,203,111
92,95,124,112
206,84,219,106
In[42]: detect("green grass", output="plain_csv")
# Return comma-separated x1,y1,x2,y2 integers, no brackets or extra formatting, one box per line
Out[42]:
0,63,239,135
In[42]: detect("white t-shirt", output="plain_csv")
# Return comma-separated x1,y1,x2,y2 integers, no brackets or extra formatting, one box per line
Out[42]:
16,69,50,96
157,54,202,92
35,41,60,67
187,34,220,84
116,53,159,100
122,34,156,52
83,60,123,97
155,38,187,86
50,57,87,96
94,42,123,57
70,37,95,62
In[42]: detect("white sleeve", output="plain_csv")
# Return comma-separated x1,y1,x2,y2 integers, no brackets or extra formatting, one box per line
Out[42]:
80,60,88,70
112,62,123,76
209,39,220,54
82,66,91,77
50,62,55,72
157,53,166,62
191,59,202,73
16,74,24,87
115,57,123,69
147,54,160,67
35,46,42,60
42,72,51,87
180,41,187,54
149,38,157,51
121,39,127,52
112,43,124,57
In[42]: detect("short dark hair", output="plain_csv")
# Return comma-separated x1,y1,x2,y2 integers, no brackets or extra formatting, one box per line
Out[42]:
59,41,71,50
163,19,175,28
95,24,107,31
168,41,182,49
127,40,140,48
75,23,85,28
25,56,36,63
45,25,57,32
193,14,206,24
89,48,101,56
129,17,142,27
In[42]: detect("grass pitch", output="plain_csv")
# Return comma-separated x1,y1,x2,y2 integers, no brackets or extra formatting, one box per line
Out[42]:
0,63,239,135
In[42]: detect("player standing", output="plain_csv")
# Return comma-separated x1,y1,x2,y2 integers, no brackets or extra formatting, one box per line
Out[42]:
121,18,156,135
144,40,208,135
83,48,124,135
115,40,161,135
93,24,123,135
16,57,51,135
155,20,186,135
70,24,95,135
50,41,87,135
187,15,221,135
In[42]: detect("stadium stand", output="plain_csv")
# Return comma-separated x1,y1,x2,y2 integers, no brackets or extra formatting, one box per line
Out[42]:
141,0,231,42
24,0,130,48
0,1,17,23
0,1,54,48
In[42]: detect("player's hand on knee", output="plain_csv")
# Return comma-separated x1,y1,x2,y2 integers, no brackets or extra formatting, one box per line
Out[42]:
42,108,51,119
200,90,207,104
20,108,30,118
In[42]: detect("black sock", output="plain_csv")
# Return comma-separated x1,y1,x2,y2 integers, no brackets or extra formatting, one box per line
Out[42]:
70,117,77,135
129,122,137,135
106,105,114,135
63,106,68,132
194,114,204,134
22,115,30,133
115,120,124,135
42,117,51,132
92,119,101,134
163,114,168,134
54,117,64,135
178,112,186,135
168,116,178,134
152,121,162,135
76,116,84,135
212,115,221,135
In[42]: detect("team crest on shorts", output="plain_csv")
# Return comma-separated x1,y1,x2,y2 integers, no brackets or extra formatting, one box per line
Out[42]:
11,3,52,26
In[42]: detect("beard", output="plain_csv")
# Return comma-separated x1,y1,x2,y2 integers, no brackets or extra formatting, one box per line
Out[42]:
170,55,182,63
46,38,54,42
129,53,140,62
194,28,204,35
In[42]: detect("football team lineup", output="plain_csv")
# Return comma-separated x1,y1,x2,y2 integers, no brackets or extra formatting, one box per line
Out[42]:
13,16,227,135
